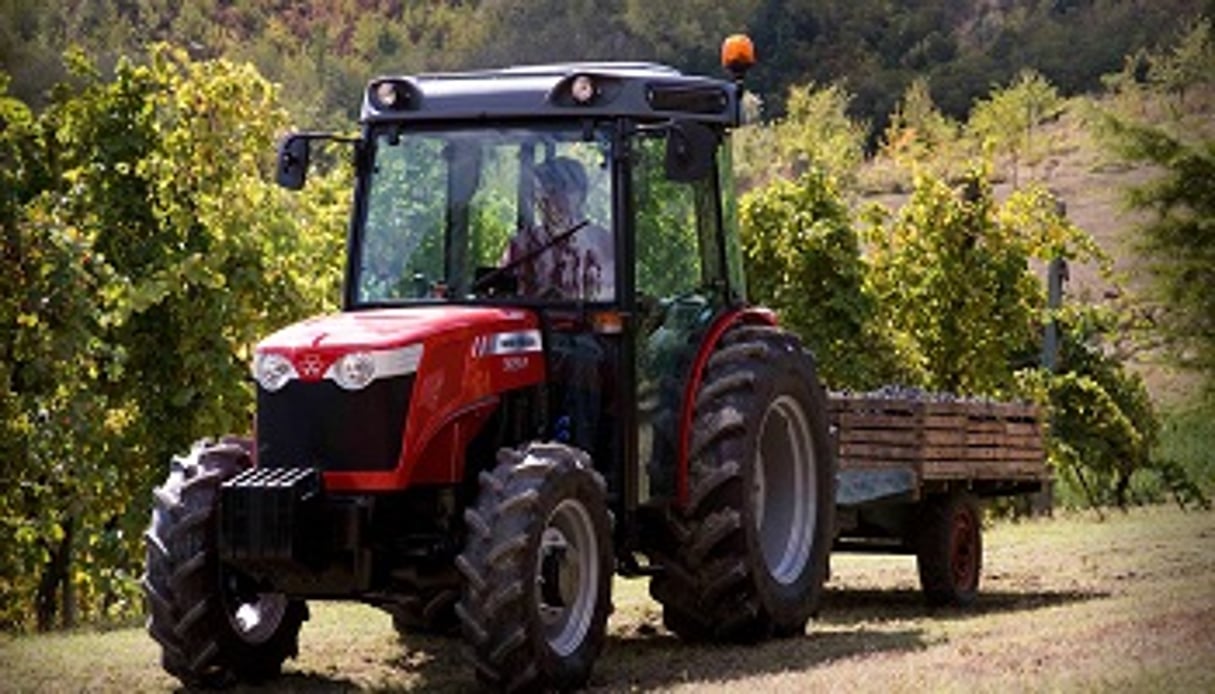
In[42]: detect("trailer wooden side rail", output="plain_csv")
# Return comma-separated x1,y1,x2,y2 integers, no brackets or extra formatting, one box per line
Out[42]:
830,393,1047,504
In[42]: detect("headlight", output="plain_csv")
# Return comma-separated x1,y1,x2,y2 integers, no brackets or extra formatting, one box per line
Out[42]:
328,352,376,391
252,352,298,392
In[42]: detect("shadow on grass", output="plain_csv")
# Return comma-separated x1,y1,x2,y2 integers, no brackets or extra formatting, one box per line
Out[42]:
238,587,1106,691
186,671,364,693
372,626,929,692
820,585,1109,625
188,637,474,693
590,624,927,691
384,633,478,693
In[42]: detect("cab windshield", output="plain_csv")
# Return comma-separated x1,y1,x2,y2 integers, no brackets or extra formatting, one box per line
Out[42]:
354,124,615,305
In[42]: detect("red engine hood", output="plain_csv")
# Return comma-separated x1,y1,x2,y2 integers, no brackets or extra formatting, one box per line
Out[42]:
253,305,547,492
257,306,538,354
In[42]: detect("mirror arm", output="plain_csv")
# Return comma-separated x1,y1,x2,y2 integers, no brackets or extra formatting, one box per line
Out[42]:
294,131,361,145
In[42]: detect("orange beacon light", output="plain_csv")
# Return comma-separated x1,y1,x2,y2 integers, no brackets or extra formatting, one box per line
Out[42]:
721,34,756,78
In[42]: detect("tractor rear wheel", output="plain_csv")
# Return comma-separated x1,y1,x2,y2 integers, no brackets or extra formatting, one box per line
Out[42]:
916,492,982,606
143,439,307,687
650,324,835,641
455,443,613,692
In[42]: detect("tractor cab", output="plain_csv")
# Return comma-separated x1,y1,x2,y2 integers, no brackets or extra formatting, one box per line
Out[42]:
275,61,749,513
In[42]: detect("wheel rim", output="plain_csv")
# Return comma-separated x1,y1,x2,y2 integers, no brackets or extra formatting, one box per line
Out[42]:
535,497,600,657
754,394,817,585
224,577,289,645
950,505,979,591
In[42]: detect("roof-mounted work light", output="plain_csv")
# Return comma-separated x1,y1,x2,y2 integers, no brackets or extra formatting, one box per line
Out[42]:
368,79,421,111
570,74,596,104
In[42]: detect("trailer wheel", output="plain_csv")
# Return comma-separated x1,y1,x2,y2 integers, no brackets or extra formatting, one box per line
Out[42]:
651,325,835,641
143,440,307,687
455,443,613,691
916,492,982,606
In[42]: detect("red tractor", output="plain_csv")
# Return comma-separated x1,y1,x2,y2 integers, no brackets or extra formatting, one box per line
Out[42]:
144,37,836,690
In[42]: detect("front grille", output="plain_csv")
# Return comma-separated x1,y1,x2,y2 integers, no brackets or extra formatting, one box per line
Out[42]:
256,375,414,471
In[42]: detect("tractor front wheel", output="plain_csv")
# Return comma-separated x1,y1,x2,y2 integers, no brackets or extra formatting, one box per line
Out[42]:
143,439,307,687
385,565,461,637
455,443,613,691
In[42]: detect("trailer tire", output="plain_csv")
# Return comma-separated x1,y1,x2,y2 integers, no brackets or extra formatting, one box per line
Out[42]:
143,439,307,687
455,443,613,691
651,325,835,641
916,492,982,607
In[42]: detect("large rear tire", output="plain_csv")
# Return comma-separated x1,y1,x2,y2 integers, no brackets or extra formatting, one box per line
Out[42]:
650,324,835,641
143,439,307,687
916,492,982,606
455,443,613,692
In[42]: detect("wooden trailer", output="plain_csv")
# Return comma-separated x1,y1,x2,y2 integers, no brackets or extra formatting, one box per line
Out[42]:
828,392,1049,605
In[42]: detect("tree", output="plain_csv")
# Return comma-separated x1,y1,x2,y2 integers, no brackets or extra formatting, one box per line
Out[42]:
734,82,867,192
882,77,960,166
860,166,1175,508
1148,16,1215,107
776,83,868,182
0,46,347,631
1042,306,1162,509
1101,119,1215,394
966,70,1064,187
1095,16,1215,395
863,169,1044,395
739,168,900,389
872,76,963,190
0,56,149,629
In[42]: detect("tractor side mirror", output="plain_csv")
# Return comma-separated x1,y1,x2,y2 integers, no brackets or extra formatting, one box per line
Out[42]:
276,134,311,190
664,121,717,183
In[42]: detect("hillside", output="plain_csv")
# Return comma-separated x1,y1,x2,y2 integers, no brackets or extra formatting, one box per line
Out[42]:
867,89,1214,404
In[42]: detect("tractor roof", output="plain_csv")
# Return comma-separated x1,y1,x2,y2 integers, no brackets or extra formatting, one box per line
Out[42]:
360,62,741,126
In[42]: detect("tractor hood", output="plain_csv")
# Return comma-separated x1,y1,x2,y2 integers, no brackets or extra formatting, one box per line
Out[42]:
252,306,541,390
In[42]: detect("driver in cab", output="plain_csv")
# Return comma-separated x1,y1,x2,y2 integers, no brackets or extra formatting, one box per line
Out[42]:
504,157,614,301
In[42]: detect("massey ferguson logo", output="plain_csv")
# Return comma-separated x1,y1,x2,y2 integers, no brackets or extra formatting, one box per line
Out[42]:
299,353,324,378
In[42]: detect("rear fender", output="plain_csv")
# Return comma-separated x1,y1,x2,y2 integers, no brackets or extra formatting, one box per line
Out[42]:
675,307,777,508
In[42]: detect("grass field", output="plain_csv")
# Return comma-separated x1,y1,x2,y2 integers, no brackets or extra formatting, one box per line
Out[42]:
1,504,1212,692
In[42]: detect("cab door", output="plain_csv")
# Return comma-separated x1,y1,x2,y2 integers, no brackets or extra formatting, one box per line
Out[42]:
629,126,737,506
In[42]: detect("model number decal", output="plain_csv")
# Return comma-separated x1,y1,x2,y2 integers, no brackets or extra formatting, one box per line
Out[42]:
473,329,542,358
502,356,531,373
